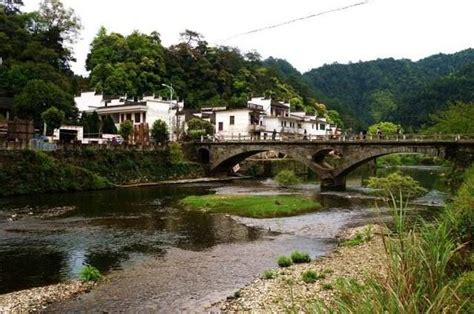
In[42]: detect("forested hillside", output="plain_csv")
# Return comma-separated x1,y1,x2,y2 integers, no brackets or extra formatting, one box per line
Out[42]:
1,1,473,132
302,49,474,129
87,29,319,112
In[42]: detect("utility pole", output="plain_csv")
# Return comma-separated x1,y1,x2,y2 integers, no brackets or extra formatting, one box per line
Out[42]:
162,83,177,141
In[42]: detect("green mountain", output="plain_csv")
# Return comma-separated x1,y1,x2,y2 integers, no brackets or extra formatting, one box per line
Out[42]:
301,48,474,129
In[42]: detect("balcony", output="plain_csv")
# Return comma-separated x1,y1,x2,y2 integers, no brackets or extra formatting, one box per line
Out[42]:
248,124,266,133
247,103,264,111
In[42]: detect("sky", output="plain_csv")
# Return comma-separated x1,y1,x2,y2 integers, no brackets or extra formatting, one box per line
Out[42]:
23,0,474,76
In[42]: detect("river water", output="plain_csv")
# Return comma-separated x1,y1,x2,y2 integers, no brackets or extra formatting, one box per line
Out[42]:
0,165,449,311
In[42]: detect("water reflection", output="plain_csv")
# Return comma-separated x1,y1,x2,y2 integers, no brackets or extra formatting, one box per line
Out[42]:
0,184,266,294
0,165,448,295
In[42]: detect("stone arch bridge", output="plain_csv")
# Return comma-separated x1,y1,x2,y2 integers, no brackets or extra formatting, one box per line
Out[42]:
191,140,474,190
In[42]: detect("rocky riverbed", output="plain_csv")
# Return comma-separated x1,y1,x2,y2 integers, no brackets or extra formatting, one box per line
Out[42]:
0,281,95,313
0,224,387,312
221,224,388,312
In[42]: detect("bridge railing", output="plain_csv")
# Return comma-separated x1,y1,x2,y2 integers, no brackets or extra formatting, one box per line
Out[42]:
198,133,474,143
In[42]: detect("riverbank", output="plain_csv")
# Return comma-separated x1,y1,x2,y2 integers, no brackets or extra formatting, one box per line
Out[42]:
0,281,95,312
0,224,383,312
221,224,387,311
0,148,205,196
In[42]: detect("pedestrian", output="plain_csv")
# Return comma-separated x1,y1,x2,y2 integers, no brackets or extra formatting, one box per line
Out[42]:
376,128,382,139
272,129,277,141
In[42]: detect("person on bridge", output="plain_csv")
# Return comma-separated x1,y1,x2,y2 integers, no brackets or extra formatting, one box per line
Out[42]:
377,128,382,139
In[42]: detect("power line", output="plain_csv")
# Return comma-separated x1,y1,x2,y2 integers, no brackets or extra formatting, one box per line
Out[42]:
222,1,370,43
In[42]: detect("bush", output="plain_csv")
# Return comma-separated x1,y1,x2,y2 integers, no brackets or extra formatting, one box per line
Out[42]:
262,269,276,280
290,250,311,264
315,174,471,313
277,256,293,267
119,120,133,142
187,118,215,136
367,121,401,136
302,270,321,283
275,170,300,187
168,142,184,165
367,172,427,199
151,119,169,144
188,129,207,140
79,265,102,282
342,226,373,247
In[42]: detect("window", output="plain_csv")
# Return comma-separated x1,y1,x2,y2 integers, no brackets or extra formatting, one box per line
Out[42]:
281,121,284,127
312,124,314,129
320,124,326,130
230,115,235,125
126,113,132,121
134,113,141,123
142,112,146,122
218,122,223,131
298,123,302,129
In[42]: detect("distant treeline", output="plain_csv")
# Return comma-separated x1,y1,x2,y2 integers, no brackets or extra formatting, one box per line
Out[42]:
1,1,473,132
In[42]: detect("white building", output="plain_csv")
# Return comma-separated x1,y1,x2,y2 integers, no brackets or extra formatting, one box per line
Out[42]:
196,96,336,141
74,92,184,140
214,107,265,140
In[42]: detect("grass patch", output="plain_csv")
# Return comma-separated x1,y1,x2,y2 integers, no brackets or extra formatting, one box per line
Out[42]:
180,194,321,218
341,226,373,247
290,250,311,264
277,256,293,267
302,270,325,283
79,265,102,282
262,269,277,279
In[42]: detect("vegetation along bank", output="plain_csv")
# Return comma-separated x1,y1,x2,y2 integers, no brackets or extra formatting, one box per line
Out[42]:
223,168,473,312
0,145,205,197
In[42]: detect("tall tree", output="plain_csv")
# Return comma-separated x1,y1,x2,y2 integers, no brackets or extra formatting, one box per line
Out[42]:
1,0,80,127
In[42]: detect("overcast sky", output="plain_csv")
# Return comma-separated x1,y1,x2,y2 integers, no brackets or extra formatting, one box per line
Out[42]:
23,0,474,76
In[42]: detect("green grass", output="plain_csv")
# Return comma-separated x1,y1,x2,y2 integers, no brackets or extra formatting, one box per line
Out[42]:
262,269,277,279
277,256,293,267
79,265,102,282
290,250,311,264
180,194,321,218
302,270,325,283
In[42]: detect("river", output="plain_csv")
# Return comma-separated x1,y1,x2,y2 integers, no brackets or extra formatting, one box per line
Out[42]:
0,165,449,311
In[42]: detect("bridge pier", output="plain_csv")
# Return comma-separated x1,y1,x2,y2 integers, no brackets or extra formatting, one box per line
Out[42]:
320,177,347,191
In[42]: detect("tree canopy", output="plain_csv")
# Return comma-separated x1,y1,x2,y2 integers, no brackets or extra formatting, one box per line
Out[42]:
423,102,474,135
303,49,474,129
0,0,81,127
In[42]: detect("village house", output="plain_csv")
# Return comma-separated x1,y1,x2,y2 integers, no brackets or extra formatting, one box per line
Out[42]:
74,92,184,140
202,97,335,141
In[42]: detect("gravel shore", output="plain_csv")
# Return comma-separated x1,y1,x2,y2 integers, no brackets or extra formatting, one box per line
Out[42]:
0,281,95,313
0,224,386,312
221,224,388,312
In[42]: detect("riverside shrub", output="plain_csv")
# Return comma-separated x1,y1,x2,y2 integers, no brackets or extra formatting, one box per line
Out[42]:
277,256,293,267
275,170,300,187
79,265,102,282
302,270,319,283
314,172,472,313
290,250,311,263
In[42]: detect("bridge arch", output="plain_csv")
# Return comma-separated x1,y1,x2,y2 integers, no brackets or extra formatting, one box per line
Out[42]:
206,144,334,178
197,147,210,164
195,140,473,190
333,146,445,179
